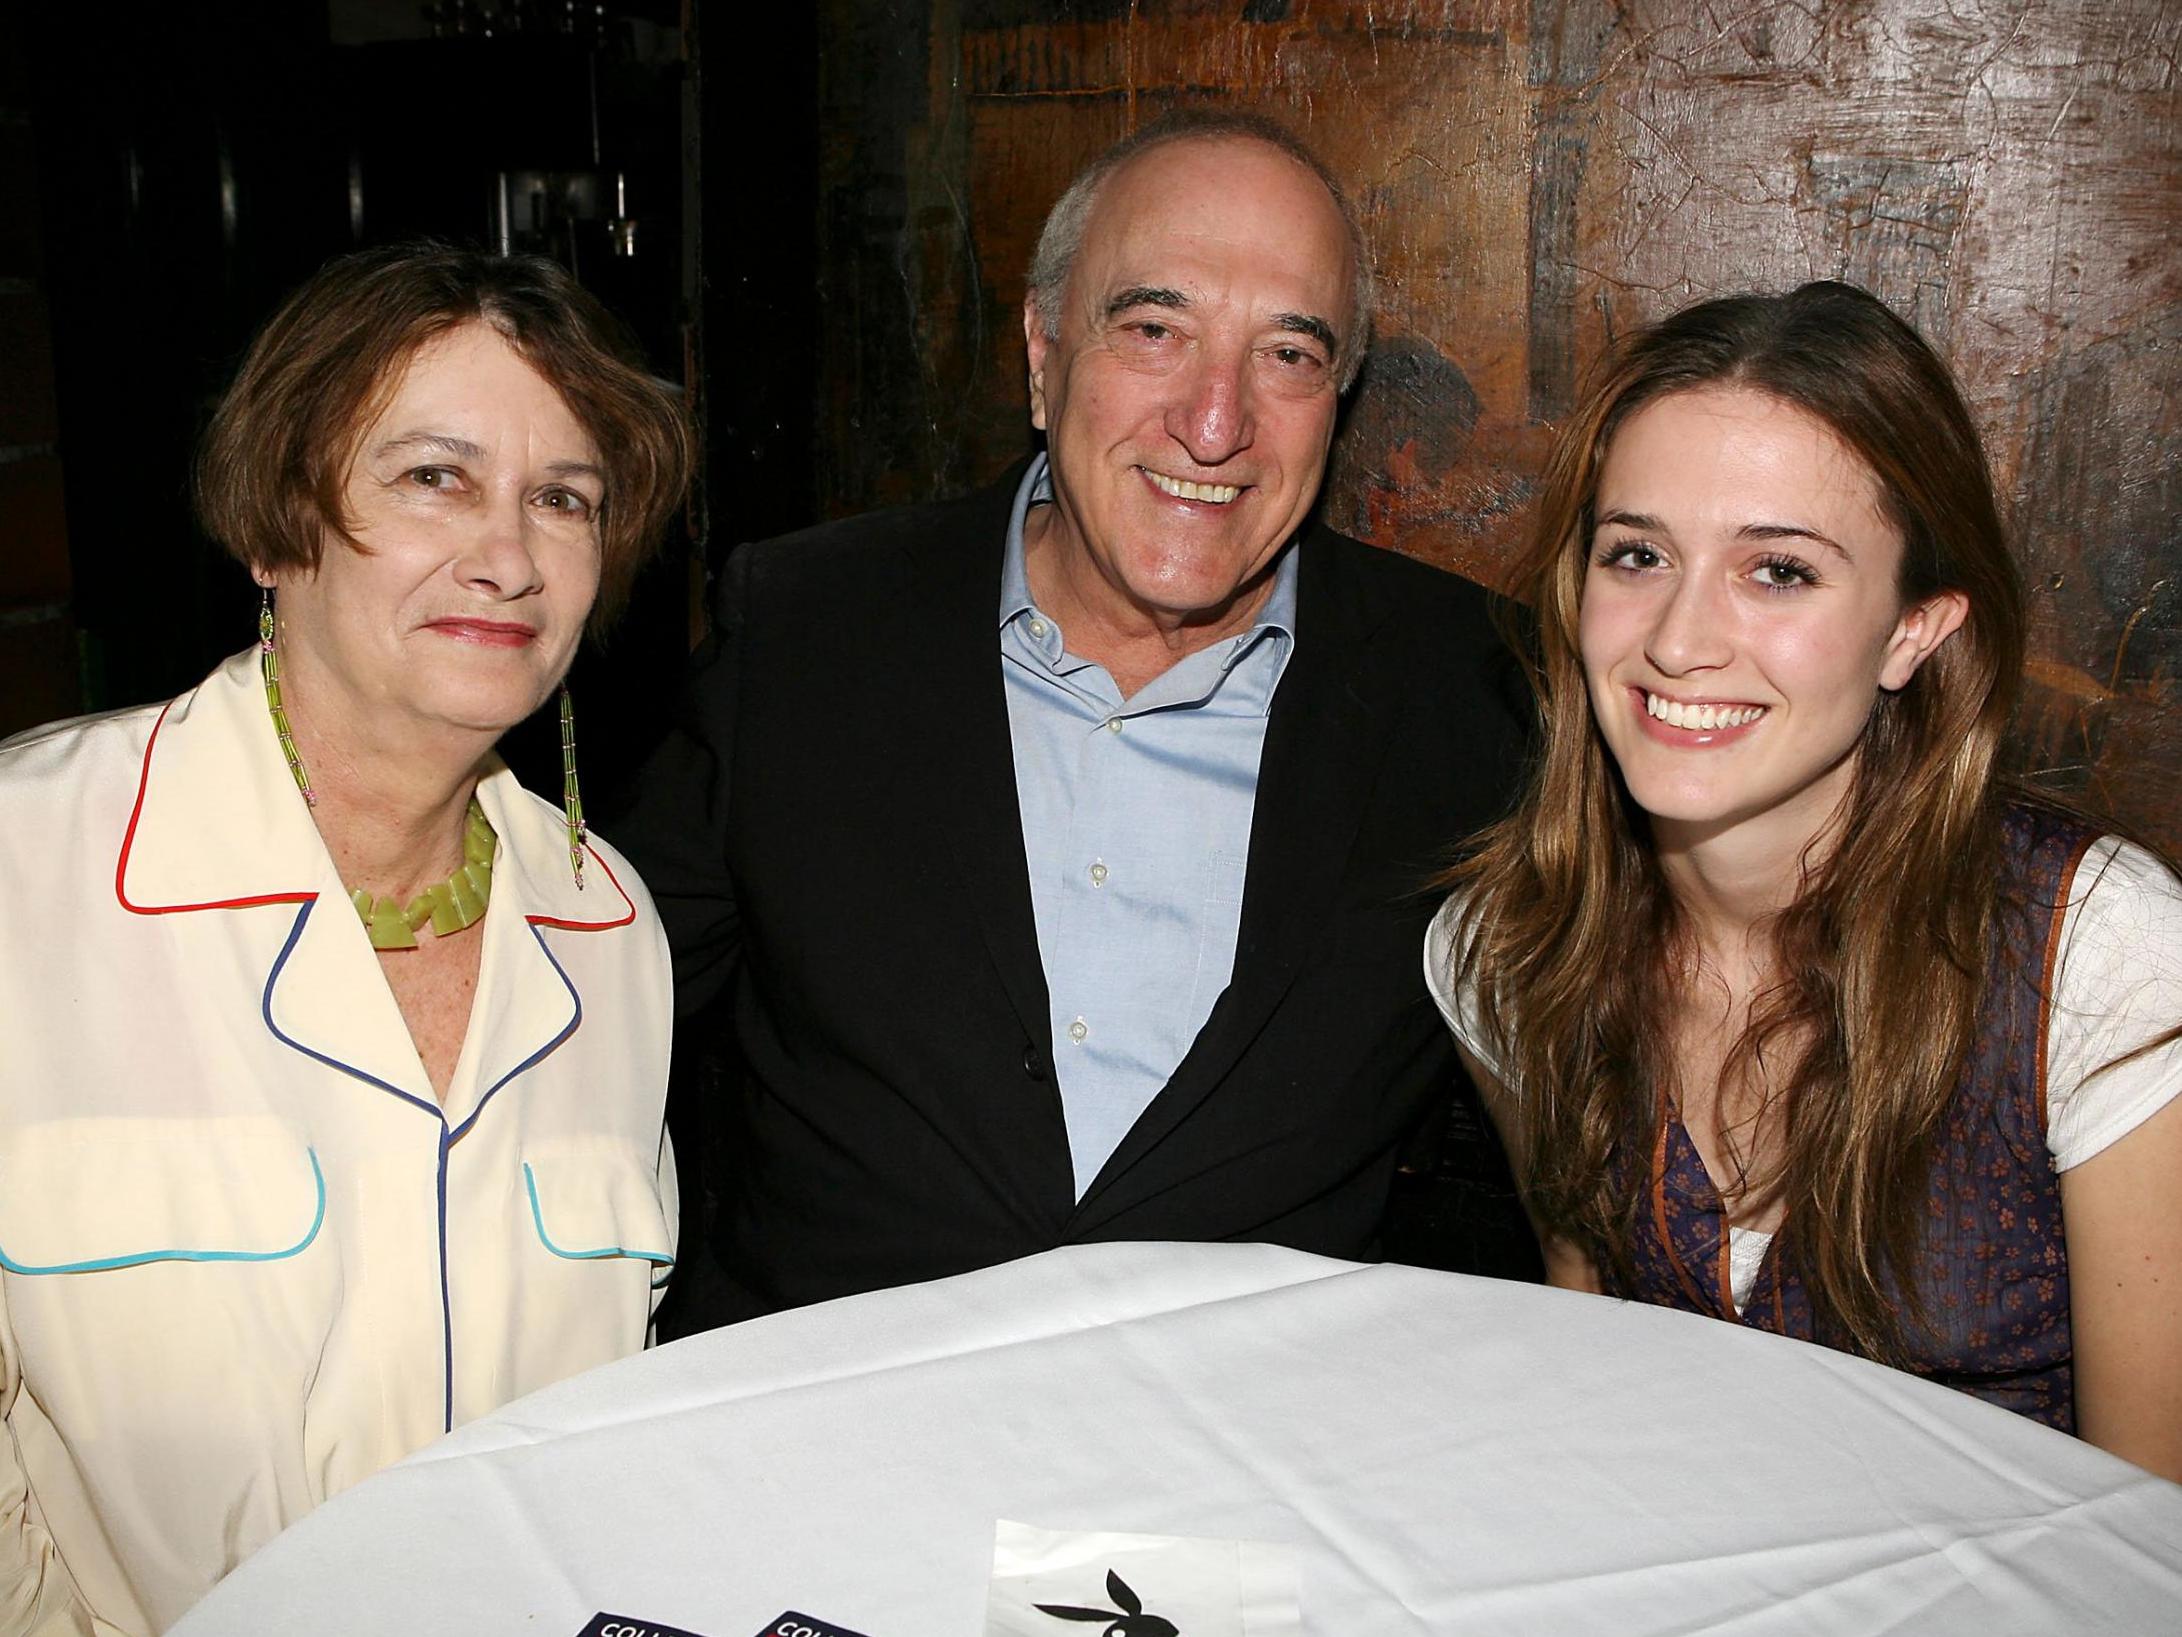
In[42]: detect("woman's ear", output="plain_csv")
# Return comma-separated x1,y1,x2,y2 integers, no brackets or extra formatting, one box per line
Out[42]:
1879,588,1969,691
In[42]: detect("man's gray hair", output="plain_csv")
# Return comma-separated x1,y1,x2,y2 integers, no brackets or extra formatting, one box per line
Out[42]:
1026,110,1376,393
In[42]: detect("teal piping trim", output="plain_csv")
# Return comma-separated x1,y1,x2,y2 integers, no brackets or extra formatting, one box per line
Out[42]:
0,1148,326,1275
522,1163,674,1267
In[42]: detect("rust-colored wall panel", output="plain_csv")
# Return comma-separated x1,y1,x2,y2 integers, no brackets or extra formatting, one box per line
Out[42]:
1552,0,2181,846
816,0,2180,847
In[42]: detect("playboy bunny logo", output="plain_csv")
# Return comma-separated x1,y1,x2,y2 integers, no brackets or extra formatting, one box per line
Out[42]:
1035,1567,1181,1636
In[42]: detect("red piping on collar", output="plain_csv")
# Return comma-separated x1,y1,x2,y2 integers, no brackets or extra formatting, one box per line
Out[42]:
116,698,316,916
116,695,637,933
527,842,636,931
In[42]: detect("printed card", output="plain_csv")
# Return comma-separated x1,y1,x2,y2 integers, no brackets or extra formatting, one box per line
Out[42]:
985,1518,1303,1636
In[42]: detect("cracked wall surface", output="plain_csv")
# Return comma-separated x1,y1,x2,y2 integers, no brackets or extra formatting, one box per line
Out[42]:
815,0,2180,845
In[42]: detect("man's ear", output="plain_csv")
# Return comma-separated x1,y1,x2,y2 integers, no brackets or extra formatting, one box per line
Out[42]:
1879,588,1970,691
1023,296,1050,432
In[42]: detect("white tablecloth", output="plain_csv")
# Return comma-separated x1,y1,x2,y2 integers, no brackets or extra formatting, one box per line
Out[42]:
172,1243,2182,1635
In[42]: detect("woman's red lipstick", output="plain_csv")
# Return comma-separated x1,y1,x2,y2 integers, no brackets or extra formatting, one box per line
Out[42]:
427,618,536,647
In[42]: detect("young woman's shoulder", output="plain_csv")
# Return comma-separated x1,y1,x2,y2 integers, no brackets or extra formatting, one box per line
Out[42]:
2045,833,2182,1169
1423,885,1508,1082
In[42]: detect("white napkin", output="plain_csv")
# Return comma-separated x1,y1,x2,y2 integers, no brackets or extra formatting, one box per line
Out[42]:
985,1518,1303,1636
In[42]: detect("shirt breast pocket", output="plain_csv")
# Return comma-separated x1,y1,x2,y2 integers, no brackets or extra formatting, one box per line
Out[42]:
0,1116,324,1276
1206,850,1249,908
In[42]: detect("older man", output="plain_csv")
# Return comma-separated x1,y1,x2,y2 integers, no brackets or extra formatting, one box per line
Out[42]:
618,111,1523,1322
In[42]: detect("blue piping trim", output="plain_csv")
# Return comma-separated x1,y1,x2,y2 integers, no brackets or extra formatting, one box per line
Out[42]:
257,909,597,1434
261,899,452,1427
446,922,583,1147
440,922,583,1431
522,1164,674,1265
261,901,441,1117
0,1149,326,1275
437,1129,453,1433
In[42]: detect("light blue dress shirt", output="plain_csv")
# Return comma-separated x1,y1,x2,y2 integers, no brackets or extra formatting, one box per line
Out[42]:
999,454,1300,1198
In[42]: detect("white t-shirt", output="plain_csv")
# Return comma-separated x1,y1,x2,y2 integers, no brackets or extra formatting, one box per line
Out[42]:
1424,837,2182,1312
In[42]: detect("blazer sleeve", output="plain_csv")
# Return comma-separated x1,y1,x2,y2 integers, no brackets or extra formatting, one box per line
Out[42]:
610,546,752,1021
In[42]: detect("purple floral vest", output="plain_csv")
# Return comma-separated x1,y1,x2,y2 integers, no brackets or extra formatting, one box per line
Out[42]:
1619,806,2099,1429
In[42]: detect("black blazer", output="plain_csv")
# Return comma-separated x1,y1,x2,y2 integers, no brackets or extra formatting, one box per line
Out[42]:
616,471,1527,1318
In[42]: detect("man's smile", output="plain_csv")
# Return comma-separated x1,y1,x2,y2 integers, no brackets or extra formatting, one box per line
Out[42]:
1138,466,1242,505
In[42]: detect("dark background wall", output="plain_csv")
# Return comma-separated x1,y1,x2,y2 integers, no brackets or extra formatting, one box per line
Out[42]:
6,0,816,798
810,0,2182,850
0,24,74,734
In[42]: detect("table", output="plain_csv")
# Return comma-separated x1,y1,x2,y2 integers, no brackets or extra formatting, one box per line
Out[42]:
171,1242,2182,1635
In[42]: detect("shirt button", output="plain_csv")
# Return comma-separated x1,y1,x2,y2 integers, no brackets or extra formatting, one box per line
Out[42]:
1028,618,1049,639
1067,1016,1089,1045
1104,718,1123,734
1088,862,1108,887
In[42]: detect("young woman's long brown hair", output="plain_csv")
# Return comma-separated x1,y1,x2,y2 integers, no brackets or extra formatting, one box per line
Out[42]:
1450,282,2029,1362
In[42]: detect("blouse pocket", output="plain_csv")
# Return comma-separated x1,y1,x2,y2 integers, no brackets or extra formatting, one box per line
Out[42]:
0,1116,323,1275
521,1140,675,1287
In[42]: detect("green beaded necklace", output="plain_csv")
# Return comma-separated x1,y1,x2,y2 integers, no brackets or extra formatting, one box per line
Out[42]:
347,799,497,951
261,603,498,952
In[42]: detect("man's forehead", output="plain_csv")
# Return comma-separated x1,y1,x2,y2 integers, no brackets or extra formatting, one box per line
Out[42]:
1091,136,1342,235
1073,138,1354,318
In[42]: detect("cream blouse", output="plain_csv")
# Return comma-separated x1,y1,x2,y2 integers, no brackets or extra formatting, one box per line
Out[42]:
0,650,678,1634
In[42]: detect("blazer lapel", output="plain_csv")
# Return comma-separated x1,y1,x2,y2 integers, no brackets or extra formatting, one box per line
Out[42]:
905,477,1057,1067
1073,530,1403,1222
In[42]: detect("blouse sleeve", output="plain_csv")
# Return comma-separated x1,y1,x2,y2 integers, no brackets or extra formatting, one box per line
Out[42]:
2045,836,2182,1171
1423,888,1509,1086
0,1310,99,1632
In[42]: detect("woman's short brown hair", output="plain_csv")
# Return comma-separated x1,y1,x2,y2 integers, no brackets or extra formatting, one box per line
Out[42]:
196,241,691,632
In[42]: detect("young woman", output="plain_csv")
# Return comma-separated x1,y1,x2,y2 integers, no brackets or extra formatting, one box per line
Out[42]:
1429,282,2182,1480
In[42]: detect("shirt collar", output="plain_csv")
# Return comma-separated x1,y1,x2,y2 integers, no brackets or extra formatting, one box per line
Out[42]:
996,453,1051,630
117,646,631,931
998,451,1301,664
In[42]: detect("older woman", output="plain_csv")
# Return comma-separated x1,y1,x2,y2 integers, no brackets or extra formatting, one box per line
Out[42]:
1431,283,2181,1478
0,244,690,1633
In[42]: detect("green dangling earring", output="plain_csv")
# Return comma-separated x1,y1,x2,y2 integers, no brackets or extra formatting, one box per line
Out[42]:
560,682,587,890
261,586,316,807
